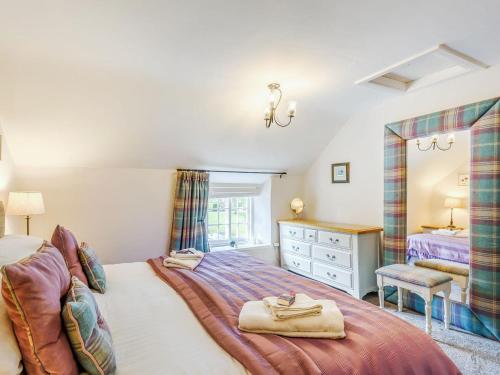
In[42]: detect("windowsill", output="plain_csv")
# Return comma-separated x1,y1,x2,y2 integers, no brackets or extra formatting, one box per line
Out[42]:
210,243,272,252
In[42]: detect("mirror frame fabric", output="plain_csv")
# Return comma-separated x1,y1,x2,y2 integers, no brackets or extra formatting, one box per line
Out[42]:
383,96,500,340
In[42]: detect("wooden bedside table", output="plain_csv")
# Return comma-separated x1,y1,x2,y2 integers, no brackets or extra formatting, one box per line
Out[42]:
421,225,464,234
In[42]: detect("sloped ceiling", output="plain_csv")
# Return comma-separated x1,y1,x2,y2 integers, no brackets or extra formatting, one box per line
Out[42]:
0,0,499,173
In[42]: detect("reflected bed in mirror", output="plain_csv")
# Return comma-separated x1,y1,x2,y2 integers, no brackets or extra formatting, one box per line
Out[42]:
407,129,470,305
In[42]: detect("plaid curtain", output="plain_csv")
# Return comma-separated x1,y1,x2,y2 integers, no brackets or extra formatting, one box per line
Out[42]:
383,97,500,340
170,171,210,252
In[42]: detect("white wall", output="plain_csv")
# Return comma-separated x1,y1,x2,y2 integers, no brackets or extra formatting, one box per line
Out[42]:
407,131,470,233
303,64,500,228
9,166,301,266
11,166,176,264
0,133,15,233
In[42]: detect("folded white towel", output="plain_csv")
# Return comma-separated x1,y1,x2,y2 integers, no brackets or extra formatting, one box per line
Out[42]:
163,256,203,270
263,294,323,320
238,294,345,339
170,248,205,260
432,229,460,236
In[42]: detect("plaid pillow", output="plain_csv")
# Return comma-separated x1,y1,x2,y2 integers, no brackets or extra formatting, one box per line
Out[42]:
62,277,116,375
78,242,106,293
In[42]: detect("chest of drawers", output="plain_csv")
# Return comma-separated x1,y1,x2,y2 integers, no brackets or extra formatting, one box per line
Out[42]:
279,220,383,299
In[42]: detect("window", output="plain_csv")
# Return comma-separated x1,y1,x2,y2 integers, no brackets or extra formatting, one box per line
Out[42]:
207,197,252,247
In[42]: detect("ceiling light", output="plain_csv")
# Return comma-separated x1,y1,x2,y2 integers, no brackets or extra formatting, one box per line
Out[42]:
264,83,296,128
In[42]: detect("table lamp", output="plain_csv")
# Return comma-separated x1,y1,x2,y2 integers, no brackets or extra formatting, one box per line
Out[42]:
444,197,463,229
6,192,45,235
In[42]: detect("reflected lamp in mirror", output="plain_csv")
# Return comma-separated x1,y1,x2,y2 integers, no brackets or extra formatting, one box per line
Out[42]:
444,197,463,229
290,198,304,218
6,192,45,235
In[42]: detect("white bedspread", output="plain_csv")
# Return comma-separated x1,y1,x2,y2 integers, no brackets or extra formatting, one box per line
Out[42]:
95,262,248,375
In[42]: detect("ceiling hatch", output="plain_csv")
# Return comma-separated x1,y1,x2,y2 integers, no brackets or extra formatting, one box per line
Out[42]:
355,44,488,92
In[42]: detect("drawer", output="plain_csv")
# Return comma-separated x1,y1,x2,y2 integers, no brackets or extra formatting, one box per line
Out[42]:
304,229,317,242
317,231,352,249
283,253,311,274
312,245,351,269
313,262,352,289
282,239,311,257
281,225,304,240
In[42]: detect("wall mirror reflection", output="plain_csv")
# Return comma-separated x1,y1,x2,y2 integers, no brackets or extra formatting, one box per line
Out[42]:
407,130,470,305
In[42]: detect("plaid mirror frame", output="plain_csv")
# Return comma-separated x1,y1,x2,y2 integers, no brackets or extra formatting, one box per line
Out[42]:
383,97,500,340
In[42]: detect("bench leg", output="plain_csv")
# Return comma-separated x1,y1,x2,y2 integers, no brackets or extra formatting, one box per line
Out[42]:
443,286,451,330
377,275,384,309
397,286,403,312
378,285,384,309
424,298,432,335
461,288,467,304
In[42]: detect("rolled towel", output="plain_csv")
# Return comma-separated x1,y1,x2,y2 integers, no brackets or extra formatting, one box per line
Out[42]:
238,296,345,339
263,294,323,320
163,256,203,270
170,248,205,260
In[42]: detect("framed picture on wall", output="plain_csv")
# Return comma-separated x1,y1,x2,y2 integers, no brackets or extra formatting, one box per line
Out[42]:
458,173,469,186
331,162,350,183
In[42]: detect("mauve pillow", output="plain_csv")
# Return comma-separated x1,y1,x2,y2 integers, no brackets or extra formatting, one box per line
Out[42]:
1,242,79,375
51,225,89,286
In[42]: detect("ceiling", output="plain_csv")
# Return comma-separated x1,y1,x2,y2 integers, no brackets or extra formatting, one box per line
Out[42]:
0,0,499,173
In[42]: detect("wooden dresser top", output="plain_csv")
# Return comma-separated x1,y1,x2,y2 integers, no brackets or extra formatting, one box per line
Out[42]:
278,219,383,235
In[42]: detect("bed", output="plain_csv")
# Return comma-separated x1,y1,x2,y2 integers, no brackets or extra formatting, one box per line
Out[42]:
1,235,460,375
407,232,470,265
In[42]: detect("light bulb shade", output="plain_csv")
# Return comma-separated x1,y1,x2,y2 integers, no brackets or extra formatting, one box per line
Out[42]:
444,197,463,209
6,192,45,216
290,197,304,214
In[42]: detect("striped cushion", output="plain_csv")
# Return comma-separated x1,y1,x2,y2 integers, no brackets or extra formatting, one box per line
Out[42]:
78,242,106,293
414,259,469,277
375,264,452,287
62,277,116,375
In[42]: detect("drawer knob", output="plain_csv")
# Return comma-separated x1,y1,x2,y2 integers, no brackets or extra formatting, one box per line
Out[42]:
309,234,314,238
327,271,336,279
292,260,301,267
329,237,339,243
326,253,336,260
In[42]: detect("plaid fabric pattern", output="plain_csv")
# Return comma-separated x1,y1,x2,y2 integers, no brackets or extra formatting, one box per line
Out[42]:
470,99,500,339
384,96,500,340
78,242,106,293
170,171,210,252
62,277,116,375
383,126,407,265
376,264,452,287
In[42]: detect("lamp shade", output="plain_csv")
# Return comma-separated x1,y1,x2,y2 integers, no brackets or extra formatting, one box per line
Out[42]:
444,197,463,209
290,197,304,214
6,192,45,216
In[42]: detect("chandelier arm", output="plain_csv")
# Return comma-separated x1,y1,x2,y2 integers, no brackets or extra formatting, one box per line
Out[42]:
274,87,283,109
417,142,434,152
274,116,293,127
436,142,453,151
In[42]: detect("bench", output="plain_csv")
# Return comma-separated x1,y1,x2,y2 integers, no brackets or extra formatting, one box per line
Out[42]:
414,259,469,304
375,264,453,334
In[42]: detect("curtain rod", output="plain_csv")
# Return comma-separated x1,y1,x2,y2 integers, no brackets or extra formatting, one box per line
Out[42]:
176,168,287,177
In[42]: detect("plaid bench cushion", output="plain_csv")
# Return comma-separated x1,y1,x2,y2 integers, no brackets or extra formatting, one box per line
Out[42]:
414,259,469,277
376,264,452,287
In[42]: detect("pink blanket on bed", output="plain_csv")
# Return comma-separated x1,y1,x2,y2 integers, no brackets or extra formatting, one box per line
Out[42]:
147,251,460,375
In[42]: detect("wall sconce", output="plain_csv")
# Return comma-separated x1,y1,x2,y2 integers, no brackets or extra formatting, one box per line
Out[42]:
416,133,455,151
264,83,296,128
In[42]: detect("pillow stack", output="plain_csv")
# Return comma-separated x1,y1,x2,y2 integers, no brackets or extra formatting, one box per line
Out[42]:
1,242,79,374
1,226,115,375
63,277,116,374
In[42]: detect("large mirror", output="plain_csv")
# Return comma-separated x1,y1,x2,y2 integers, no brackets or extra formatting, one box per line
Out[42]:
407,130,470,305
